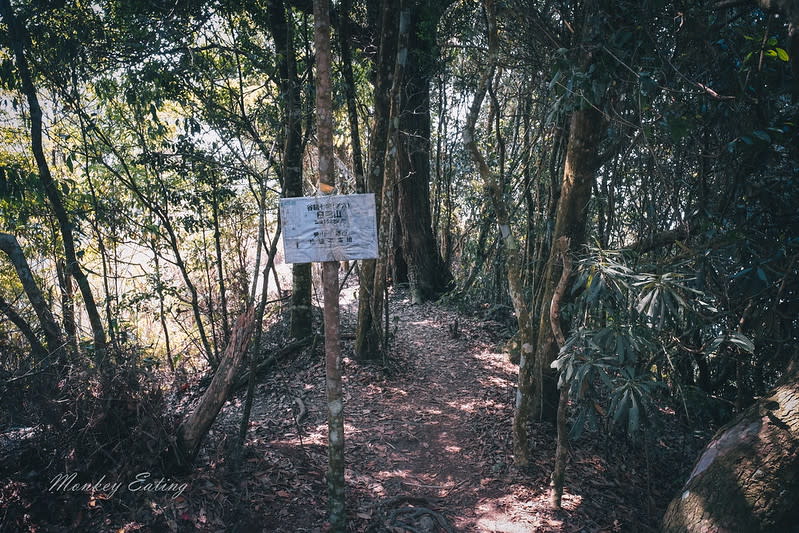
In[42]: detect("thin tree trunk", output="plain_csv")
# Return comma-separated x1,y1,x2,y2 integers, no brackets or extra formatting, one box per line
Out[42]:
338,0,366,193
211,171,231,345
55,259,79,357
314,0,346,527
248,177,266,304
464,0,535,466
1,0,107,366
458,215,494,296
201,220,221,363
79,104,117,350
0,233,66,363
371,2,410,361
236,220,281,460
548,237,572,509
150,239,174,371
0,294,48,360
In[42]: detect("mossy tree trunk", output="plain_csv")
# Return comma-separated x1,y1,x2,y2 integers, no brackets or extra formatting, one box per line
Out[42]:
532,104,603,421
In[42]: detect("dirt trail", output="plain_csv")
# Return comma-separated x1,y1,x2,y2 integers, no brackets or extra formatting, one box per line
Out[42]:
0,287,695,532
228,288,568,531
197,287,679,532
338,294,526,531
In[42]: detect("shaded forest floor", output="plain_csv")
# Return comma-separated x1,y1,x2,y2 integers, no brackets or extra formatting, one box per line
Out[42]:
183,287,703,532
1,287,707,532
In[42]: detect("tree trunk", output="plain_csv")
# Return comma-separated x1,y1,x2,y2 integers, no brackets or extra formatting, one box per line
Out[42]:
371,2,410,361
395,2,453,303
314,1,346,527
0,233,66,364
661,362,799,532
0,294,48,360
338,0,366,194
80,117,118,351
150,239,174,371
355,0,398,361
267,0,313,340
532,104,603,421
1,0,107,366
236,219,281,459
201,219,222,363
172,309,255,470
210,171,231,346
55,259,78,357
464,0,536,466
549,237,572,509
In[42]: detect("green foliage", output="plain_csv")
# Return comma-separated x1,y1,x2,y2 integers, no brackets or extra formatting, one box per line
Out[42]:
551,245,763,439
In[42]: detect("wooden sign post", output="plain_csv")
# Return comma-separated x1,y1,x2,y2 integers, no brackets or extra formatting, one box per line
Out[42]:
281,1,378,530
279,195,377,531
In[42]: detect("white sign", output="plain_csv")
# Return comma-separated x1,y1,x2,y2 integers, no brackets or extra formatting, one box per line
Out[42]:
280,193,379,263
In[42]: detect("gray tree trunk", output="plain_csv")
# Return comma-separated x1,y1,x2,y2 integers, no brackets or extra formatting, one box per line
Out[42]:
662,362,799,532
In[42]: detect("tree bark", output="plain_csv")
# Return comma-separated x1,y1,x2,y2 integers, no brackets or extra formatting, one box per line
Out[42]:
549,237,572,510
533,104,603,421
355,0,398,361
267,0,313,340
464,0,536,466
395,2,453,303
314,0,346,528
172,309,255,470
338,0,366,193
661,362,799,532
1,0,107,367
0,233,66,363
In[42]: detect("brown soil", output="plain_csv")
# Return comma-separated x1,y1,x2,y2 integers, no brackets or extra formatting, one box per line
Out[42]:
186,287,697,532
1,287,701,532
